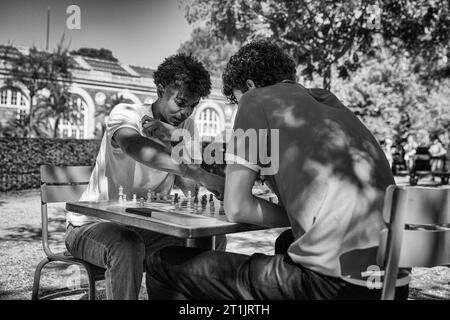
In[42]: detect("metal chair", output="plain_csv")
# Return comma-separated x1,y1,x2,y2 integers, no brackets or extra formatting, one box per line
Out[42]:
31,165,105,300
377,185,450,300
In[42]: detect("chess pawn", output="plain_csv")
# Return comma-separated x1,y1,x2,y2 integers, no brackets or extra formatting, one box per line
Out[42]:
174,193,179,203
219,201,225,215
118,185,124,202
146,190,152,203
139,197,145,207
201,194,207,206
156,192,161,201
132,194,137,202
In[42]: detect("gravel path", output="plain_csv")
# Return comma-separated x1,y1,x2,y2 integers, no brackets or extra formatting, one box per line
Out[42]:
0,178,449,300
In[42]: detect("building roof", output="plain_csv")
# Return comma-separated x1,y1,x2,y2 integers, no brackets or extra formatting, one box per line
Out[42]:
82,57,135,77
130,65,155,78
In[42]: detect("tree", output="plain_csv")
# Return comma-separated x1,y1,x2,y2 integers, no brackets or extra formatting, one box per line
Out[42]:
178,26,240,77
3,38,74,138
334,49,450,143
180,0,450,89
71,47,118,62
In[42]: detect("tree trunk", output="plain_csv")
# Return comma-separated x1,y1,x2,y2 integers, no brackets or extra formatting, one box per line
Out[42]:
323,65,332,90
53,116,60,138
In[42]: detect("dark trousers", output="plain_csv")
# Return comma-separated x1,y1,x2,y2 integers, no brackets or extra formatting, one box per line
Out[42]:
146,229,409,300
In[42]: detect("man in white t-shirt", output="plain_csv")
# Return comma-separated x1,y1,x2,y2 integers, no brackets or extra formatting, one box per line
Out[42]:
64,53,226,300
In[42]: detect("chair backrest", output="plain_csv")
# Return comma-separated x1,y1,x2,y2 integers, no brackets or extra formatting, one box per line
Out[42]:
40,165,93,204
377,185,450,299
40,165,93,257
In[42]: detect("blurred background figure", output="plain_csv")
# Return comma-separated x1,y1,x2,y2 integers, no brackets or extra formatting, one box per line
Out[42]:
403,133,418,171
429,133,447,173
382,137,395,169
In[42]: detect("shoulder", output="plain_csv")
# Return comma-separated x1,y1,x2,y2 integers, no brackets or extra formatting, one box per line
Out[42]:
110,103,142,117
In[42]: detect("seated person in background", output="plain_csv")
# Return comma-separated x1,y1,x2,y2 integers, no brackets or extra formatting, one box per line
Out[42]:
429,135,447,172
403,134,418,171
65,53,226,300
146,40,409,300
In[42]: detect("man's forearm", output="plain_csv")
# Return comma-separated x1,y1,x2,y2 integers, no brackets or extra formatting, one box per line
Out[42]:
121,135,200,180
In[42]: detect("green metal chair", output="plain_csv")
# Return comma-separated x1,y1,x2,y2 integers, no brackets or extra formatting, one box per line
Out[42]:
31,165,105,300
377,185,450,300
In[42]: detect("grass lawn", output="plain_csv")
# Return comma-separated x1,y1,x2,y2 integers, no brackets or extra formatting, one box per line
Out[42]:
0,176,449,300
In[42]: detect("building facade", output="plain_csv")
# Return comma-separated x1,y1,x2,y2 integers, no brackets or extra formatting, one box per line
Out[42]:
0,46,237,142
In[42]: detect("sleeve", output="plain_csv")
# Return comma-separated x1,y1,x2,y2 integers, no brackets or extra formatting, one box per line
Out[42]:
224,94,268,173
106,103,141,139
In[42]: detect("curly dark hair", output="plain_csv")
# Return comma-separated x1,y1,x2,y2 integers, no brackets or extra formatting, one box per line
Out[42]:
153,53,211,98
222,40,296,104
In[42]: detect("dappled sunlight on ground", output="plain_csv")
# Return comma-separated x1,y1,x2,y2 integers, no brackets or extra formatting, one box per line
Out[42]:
0,178,449,300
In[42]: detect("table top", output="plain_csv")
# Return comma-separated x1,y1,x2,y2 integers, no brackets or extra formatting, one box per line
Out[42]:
66,199,265,239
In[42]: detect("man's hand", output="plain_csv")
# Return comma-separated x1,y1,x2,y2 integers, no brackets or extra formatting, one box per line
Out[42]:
142,115,176,144
199,170,225,200
185,164,225,200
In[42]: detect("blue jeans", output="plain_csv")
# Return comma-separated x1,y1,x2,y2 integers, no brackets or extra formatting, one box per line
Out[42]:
146,230,409,300
64,222,227,299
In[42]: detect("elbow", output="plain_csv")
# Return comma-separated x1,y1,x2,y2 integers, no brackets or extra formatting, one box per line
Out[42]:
224,199,246,223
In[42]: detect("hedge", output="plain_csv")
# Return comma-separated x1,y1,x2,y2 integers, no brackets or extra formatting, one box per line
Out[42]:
0,138,101,192
0,138,227,192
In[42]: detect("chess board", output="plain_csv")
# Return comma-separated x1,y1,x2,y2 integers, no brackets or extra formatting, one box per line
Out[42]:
116,191,277,225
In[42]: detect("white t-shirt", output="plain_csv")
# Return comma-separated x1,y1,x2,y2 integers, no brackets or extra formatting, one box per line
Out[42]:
67,103,201,227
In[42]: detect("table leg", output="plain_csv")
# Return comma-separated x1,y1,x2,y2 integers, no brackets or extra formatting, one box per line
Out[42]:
185,236,215,249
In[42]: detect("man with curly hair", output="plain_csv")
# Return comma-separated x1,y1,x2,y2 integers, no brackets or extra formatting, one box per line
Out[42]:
65,53,226,300
146,41,410,300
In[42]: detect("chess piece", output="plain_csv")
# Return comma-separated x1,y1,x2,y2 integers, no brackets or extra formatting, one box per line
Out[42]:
139,197,145,206
209,193,214,203
147,190,152,203
219,201,225,215
151,191,156,201
194,193,199,204
156,193,161,201
201,194,207,205
174,193,179,203
132,194,137,202
118,186,124,202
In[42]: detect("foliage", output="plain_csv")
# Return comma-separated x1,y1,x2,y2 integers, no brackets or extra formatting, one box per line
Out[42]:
334,49,450,143
0,137,101,191
178,26,240,77
70,47,118,62
180,0,450,89
2,38,74,138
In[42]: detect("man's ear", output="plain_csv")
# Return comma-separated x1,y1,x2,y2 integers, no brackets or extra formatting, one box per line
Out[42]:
246,79,256,91
157,84,165,98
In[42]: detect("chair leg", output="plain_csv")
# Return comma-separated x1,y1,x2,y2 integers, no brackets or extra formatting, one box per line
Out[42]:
31,257,51,300
80,263,97,300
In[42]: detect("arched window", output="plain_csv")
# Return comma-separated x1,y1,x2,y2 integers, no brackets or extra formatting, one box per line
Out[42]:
59,94,87,139
0,86,29,120
197,107,221,139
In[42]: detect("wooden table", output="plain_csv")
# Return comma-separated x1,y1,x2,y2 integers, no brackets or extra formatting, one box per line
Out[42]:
66,200,266,249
